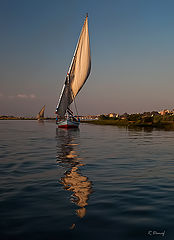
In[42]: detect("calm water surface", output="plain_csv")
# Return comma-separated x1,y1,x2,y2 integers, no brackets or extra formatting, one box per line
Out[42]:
0,120,174,240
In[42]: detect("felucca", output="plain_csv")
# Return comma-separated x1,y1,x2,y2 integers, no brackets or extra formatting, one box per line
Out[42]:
36,105,45,120
55,14,91,128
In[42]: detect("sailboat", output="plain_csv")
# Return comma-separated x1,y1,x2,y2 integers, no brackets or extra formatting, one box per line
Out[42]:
36,105,45,120
55,14,91,128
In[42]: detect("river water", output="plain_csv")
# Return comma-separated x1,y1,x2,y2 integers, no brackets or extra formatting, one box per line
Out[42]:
0,120,174,240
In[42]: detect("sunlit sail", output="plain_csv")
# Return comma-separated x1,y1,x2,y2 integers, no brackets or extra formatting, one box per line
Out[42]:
36,105,45,120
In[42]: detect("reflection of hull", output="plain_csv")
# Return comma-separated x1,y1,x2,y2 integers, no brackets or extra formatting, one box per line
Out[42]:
57,119,79,128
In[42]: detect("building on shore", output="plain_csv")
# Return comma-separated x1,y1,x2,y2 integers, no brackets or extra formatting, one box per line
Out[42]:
79,115,99,120
109,113,119,118
158,109,174,115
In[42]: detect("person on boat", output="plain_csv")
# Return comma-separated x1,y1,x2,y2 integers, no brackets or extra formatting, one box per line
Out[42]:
56,115,58,124
56,114,61,124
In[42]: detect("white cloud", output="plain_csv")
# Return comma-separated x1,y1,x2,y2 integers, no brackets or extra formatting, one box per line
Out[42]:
17,94,28,99
8,93,36,99
29,94,36,99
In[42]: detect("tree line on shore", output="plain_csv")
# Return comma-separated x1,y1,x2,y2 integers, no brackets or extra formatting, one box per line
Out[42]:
100,111,174,122
85,111,174,129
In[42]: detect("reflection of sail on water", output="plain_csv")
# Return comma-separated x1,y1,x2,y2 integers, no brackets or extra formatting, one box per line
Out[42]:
61,164,91,218
56,129,92,218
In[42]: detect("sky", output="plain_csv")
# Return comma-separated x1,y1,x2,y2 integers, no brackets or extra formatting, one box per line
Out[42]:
1,0,174,117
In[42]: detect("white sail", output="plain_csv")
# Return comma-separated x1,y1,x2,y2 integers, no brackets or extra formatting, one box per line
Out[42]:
56,15,91,118
69,15,91,98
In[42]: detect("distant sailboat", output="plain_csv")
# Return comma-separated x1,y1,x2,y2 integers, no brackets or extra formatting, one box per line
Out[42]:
36,105,45,120
55,14,91,128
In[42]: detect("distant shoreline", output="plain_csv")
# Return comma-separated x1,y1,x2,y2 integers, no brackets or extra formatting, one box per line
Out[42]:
0,117,56,120
82,119,174,130
1,117,174,130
